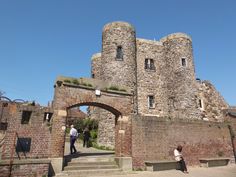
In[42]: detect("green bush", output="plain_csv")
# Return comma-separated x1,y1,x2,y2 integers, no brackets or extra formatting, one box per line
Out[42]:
109,86,119,91
72,79,80,85
64,79,71,83
119,89,126,92
81,82,88,86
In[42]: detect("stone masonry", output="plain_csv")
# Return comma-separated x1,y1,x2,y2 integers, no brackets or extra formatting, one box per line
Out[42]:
91,21,229,147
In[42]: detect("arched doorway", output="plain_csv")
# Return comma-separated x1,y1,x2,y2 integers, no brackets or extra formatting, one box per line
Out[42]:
49,79,133,172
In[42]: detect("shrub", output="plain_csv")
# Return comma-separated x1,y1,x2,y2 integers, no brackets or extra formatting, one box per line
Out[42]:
81,83,88,86
64,79,71,83
119,89,126,92
109,86,119,91
72,79,80,85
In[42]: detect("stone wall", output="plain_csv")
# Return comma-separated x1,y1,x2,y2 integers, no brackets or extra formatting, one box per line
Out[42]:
132,115,234,169
161,34,201,120
101,22,136,90
136,39,168,116
89,21,231,150
89,107,115,148
197,80,229,122
91,53,102,79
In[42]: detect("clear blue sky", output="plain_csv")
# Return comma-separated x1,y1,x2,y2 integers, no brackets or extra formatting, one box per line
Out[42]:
0,0,235,106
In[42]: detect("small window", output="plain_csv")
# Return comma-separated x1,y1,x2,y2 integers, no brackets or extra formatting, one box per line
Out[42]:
199,99,204,110
148,95,155,109
116,46,123,60
145,59,155,70
21,111,32,124
92,73,95,78
181,58,187,67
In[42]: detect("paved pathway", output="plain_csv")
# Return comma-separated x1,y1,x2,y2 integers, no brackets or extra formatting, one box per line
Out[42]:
99,165,236,177
64,141,236,177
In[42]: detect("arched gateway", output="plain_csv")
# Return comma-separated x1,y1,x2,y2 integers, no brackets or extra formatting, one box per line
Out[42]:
50,77,134,171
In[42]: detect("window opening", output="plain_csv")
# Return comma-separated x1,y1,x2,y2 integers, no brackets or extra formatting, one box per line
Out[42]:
44,112,53,122
21,111,32,124
181,58,186,67
199,99,204,110
145,59,155,70
116,46,123,60
148,95,155,108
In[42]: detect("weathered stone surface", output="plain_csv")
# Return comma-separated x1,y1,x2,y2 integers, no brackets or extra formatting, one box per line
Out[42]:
90,21,230,148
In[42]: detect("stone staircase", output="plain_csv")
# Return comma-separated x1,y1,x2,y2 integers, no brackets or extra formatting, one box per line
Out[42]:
56,155,123,177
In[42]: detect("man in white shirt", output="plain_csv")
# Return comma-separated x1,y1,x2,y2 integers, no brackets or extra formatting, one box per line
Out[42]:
174,145,188,174
70,125,78,154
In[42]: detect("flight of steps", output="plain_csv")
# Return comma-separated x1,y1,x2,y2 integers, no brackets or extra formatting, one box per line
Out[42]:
56,155,123,177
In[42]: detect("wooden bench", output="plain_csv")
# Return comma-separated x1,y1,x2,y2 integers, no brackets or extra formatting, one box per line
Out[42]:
199,158,230,167
145,160,179,171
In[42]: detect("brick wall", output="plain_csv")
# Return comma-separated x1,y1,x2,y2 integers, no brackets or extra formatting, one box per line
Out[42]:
132,115,234,169
115,116,132,157
1,103,52,159
0,163,49,177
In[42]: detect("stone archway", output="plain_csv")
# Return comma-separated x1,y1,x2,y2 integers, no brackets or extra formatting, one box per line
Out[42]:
49,78,133,172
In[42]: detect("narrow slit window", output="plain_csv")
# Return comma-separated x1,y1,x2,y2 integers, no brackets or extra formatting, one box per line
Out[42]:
148,95,155,109
116,46,123,60
181,58,187,67
199,99,204,110
21,111,32,124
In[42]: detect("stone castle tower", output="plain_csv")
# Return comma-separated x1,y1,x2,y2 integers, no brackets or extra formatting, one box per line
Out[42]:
90,21,229,147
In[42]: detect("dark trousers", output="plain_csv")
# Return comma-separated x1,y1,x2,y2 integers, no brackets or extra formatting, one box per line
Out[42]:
83,138,89,148
177,159,187,172
70,136,77,154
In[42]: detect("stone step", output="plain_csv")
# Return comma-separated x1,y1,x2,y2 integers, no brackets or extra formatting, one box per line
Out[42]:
71,156,115,163
64,164,119,171
68,161,117,166
57,168,123,177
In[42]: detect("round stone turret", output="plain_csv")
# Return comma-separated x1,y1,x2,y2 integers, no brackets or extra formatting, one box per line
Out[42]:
101,21,136,89
161,33,201,119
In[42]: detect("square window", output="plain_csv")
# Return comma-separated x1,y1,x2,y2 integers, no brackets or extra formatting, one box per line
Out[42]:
16,137,31,152
145,59,155,70
21,111,32,124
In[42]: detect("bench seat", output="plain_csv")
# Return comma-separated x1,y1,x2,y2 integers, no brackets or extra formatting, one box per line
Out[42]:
145,160,179,171
199,158,230,167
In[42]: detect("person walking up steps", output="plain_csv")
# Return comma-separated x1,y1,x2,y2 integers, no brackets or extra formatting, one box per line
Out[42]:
70,125,78,154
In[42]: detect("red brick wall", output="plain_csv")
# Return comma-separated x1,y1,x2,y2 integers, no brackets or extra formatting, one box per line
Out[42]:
1,104,52,159
132,116,234,169
115,117,132,157
0,163,49,177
